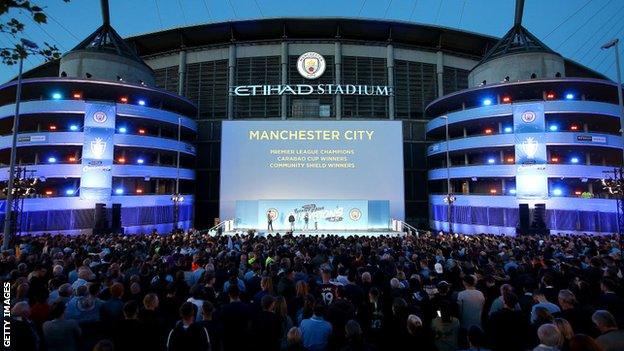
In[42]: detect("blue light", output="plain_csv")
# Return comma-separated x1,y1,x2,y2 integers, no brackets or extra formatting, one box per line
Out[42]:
51,92,62,100
504,126,513,133
115,188,124,195
118,127,127,133
571,157,579,164
138,99,146,106
69,125,79,131
482,98,493,106
65,189,75,195
487,158,496,164
509,189,517,195
47,157,57,163
553,188,563,196
549,125,559,131
565,93,575,100
137,158,144,164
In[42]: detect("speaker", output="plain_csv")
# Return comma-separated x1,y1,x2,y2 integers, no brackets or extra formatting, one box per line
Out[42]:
94,203,108,235
518,204,530,229
533,203,546,229
111,203,122,233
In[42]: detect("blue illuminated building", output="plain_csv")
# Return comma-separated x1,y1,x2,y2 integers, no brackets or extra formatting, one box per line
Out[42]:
0,11,196,234
426,14,623,235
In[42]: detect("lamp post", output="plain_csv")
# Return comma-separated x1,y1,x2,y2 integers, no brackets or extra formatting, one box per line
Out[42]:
441,116,455,234
2,39,38,251
602,39,624,248
602,39,624,161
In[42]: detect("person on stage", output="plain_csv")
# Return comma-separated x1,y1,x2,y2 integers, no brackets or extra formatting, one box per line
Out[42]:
303,213,309,231
288,213,296,232
267,211,274,232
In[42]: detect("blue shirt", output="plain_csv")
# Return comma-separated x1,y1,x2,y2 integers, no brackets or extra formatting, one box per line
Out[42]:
531,302,561,323
300,316,332,351
223,278,246,293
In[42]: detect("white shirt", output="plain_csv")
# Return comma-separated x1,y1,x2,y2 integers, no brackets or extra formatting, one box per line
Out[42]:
457,288,485,328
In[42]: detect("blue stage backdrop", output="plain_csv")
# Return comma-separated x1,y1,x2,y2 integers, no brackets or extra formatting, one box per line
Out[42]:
235,199,390,230
80,103,116,200
513,103,548,199
220,121,405,225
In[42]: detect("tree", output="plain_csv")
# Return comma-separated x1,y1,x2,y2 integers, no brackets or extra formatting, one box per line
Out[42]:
0,0,70,65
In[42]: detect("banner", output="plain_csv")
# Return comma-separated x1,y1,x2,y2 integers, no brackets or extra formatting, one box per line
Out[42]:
513,103,548,199
235,199,390,230
80,103,116,200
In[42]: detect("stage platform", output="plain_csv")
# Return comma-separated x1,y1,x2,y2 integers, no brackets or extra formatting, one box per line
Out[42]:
217,229,406,237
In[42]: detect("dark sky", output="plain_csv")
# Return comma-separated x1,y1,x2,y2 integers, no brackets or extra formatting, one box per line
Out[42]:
1,0,622,83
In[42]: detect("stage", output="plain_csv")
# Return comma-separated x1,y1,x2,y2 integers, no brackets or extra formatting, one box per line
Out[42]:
216,229,407,237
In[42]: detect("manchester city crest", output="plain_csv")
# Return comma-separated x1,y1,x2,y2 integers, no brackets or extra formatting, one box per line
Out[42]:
521,111,536,123
297,52,326,79
349,208,362,221
267,208,279,221
93,111,108,123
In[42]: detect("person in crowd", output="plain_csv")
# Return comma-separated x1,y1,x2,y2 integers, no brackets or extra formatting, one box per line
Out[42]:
253,275,274,305
553,318,575,351
592,310,624,351
218,285,252,351
186,284,206,321
100,282,125,322
166,302,210,351
197,301,223,351
1,231,622,351
10,302,39,351
251,295,283,351
404,314,435,350
300,304,333,351
318,266,339,305
596,278,624,327
431,301,460,351
555,290,595,336
92,340,115,351
457,274,485,329
42,302,82,351
65,285,100,323
487,292,528,351
138,293,166,351
341,320,375,351
286,327,308,351
568,334,603,351
533,323,562,351
531,289,561,324
111,301,145,351
461,326,491,351
488,284,516,316
275,295,295,349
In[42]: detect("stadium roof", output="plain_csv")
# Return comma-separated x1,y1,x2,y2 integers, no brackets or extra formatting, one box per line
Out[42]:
125,17,500,59
66,23,148,66
18,17,608,81
476,24,560,66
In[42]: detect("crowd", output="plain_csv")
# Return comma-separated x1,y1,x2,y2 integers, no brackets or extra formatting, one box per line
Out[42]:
2,231,624,351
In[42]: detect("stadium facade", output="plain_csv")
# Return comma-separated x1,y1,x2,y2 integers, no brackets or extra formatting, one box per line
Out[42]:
4,14,623,234
0,16,197,234
426,20,624,235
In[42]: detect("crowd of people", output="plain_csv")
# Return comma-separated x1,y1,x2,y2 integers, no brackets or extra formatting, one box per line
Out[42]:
2,231,624,351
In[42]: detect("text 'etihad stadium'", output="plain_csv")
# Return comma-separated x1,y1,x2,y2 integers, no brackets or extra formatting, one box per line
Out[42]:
230,84,393,96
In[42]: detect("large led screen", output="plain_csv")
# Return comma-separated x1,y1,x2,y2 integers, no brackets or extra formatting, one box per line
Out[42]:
219,120,405,228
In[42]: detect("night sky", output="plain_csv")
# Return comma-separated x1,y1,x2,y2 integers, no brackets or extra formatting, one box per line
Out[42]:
0,0,621,83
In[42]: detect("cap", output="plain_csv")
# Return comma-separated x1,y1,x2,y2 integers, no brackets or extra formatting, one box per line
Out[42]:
434,263,443,274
